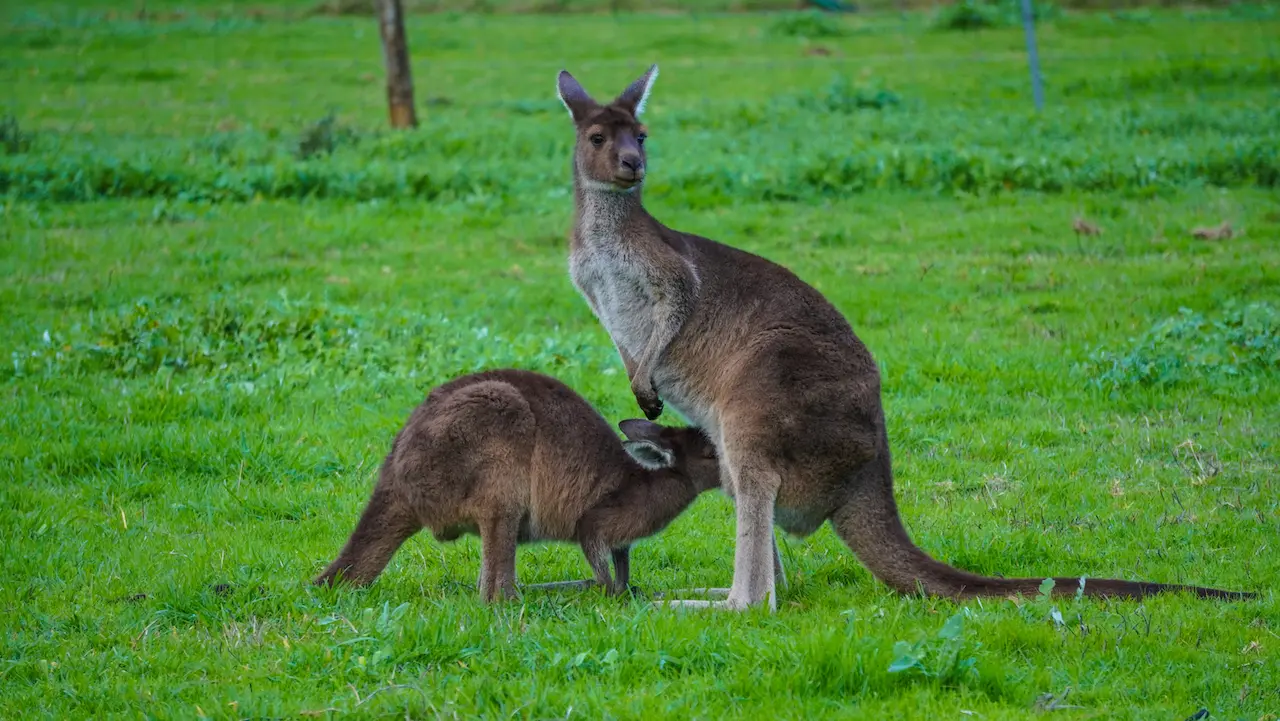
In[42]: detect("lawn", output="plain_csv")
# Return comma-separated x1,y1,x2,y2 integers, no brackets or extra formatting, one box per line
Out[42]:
2,1,1278,718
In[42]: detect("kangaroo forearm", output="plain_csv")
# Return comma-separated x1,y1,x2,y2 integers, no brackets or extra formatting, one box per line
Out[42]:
615,341,638,377
633,311,684,379
633,273,698,379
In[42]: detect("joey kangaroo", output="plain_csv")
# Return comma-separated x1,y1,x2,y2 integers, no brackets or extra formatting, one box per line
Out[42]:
554,65,1255,611
313,369,721,601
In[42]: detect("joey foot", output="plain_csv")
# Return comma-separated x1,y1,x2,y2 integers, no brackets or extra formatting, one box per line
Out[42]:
478,585,521,603
630,377,664,420
523,579,599,592
607,581,649,598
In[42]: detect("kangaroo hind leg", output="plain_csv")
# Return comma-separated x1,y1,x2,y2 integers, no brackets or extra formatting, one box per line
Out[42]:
662,448,780,612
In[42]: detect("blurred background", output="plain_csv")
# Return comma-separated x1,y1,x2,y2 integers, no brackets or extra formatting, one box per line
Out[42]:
3,0,1276,206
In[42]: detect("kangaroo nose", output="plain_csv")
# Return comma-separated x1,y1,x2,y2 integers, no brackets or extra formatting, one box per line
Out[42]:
620,155,641,172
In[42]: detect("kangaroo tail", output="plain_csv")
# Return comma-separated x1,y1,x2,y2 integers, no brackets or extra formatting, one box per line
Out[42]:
830,456,1255,602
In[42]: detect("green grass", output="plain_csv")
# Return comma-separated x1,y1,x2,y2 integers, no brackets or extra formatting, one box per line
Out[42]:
2,3,1279,719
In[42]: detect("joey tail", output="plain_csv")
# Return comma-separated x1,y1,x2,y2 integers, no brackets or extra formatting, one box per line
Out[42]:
830,454,1256,602
314,459,422,588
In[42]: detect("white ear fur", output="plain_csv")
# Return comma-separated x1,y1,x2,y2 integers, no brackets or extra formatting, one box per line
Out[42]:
623,439,675,470
634,64,658,116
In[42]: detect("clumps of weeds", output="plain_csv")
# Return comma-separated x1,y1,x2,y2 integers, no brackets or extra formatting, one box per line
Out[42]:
309,0,440,16
932,0,1002,30
1099,60,1280,96
887,610,982,685
295,112,360,160
500,99,562,116
309,0,376,16
931,0,1060,32
1226,3,1278,20
1083,301,1280,390
11,294,370,379
196,132,240,162
13,28,62,50
1,115,33,154
147,199,196,224
1105,8,1153,23
10,293,615,383
769,10,845,39
804,75,900,113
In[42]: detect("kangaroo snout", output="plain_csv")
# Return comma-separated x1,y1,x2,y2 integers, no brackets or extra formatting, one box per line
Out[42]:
618,153,644,183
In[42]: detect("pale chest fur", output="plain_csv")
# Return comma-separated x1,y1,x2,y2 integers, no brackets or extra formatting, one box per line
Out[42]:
571,241,718,434
569,193,719,444
569,242,656,361
568,194,660,361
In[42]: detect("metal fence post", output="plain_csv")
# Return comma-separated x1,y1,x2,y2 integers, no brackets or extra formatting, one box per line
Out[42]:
1021,0,1045,111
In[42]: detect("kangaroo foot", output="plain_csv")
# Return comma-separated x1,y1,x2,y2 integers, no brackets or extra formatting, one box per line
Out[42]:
657,598,751,611
653,587,731,599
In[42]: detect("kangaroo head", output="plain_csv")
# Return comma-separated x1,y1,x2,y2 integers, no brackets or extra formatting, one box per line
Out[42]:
618,418,720,491
556,64,657,192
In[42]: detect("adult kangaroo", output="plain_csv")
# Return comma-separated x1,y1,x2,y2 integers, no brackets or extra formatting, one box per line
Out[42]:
555,64,1254,611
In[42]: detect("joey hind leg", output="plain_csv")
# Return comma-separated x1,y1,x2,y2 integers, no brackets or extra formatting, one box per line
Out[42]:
577,537,622,594
477,514,522,602
611,547,631,592
314,484,422,588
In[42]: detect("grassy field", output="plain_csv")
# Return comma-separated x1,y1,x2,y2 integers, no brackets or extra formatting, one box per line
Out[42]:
3,1,1279,718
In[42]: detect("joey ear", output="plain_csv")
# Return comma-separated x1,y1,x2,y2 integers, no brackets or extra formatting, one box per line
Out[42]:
614,63,658,117
622,439,676,470
618,418,662,441
557,70,597,123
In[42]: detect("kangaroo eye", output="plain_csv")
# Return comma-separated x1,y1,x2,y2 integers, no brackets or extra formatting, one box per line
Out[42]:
636,134,647,146
589,134,605,147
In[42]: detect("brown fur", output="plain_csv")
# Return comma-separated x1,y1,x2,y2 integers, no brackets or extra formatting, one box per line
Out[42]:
313,369,720,601
555,66,1256,611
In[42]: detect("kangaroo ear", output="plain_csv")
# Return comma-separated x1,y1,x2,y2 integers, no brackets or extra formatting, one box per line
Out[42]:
622,439,676,470
618,418,662,441
557,70,597,123
614,63,658,117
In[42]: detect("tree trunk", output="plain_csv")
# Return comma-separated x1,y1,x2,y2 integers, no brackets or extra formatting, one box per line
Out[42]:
377,0,417,129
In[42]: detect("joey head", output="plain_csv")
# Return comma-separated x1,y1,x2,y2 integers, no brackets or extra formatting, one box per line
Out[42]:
574,417,720,589
313,369,721,601
555,65,1255,611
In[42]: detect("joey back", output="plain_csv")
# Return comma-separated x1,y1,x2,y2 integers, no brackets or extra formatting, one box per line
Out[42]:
555,65,1255,611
